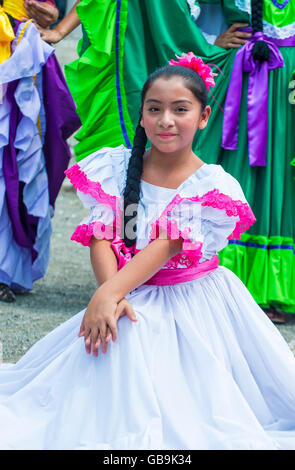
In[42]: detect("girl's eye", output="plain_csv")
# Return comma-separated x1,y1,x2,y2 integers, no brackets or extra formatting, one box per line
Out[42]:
175,107,188,113
148,107,160,112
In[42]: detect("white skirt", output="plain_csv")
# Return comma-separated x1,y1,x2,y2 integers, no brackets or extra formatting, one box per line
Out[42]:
1,266,295,450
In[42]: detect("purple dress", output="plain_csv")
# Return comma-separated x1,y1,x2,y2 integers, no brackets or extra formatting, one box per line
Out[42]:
0,15,80,290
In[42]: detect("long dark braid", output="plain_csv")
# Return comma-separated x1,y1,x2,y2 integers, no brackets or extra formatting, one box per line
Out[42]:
251,0,270,62
123,122,147,248
122,65,208,249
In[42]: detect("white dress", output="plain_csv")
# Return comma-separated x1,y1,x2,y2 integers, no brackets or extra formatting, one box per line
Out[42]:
1,145,295,450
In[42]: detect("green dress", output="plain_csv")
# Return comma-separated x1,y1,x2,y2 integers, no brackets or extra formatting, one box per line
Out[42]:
65,0,295,312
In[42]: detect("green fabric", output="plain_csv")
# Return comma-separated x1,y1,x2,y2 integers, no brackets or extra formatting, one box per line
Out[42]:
219,235,295,313
123,0,232,129
220,0,249,25
221,0,295,28
123,0,295,311
263,0,295,27
65,0,134,161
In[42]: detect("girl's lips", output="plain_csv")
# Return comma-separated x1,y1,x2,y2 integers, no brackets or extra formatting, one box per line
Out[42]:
157,133,177,139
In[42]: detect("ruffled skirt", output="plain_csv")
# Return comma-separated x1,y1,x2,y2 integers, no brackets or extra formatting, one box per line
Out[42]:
0,20,80,290
1,267,295,450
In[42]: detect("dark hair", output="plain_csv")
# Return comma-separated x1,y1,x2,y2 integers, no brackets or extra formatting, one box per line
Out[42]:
122,65,208,248
251,0,270,62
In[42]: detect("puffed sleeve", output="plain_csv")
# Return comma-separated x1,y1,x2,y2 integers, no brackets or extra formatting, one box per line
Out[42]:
198,171,256,261
149,166,255,264
65,145,130,246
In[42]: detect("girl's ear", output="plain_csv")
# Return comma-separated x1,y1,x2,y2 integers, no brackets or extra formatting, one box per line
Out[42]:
198,105,211,130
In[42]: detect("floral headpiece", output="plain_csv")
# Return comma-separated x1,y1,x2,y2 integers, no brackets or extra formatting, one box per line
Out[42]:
169,52,223,110
169,52,217,91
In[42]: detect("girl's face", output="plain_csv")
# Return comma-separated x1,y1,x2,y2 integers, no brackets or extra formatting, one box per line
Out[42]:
140,76,211,154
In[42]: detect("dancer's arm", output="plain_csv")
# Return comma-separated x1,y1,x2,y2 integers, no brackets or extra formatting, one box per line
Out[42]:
100,236,183,301
37,0,81,43
83,236,183,355
79,238,138,355
90,238,118,287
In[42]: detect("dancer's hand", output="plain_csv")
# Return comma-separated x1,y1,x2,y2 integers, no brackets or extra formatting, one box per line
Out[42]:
36,25,63,44
78,289,118,357
114,297,138,324
78,297,138,356
25,0,59,28
214,23,252,49
102,298,138,353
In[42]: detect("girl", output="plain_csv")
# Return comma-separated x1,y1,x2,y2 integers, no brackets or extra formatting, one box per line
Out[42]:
1,54,295,450
40,0,295,323
0,0,80,302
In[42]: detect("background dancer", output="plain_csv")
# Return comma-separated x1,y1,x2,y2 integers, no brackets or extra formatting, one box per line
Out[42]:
0,0,81,302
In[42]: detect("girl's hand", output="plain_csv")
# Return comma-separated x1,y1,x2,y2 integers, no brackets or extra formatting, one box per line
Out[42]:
25,0,59,28
78,297,138,356
115,297,138,324
214,23,252,49
102,298,138,353
36,25,63,44
78,289,119,357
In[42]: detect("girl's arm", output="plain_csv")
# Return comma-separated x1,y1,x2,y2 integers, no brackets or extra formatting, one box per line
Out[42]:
80,238,137,355
37,0,81,43
100,236,183,301
83,235,183,355
90,238,118,287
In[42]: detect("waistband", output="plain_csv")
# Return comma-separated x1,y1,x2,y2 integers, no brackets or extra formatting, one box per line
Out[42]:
143,255,219,286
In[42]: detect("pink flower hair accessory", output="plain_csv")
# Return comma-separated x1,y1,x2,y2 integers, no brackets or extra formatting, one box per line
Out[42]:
169,52,217,91
169,52,224,111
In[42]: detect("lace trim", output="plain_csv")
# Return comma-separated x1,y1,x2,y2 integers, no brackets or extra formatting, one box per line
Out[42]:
235,0,295,39
164,246,203,269
151,189,255,241
65,164,119,211
263,21,295,39
71,221,117,247
186,0,201,20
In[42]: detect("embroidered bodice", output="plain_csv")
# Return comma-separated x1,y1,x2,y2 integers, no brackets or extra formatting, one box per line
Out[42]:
65,145,255,271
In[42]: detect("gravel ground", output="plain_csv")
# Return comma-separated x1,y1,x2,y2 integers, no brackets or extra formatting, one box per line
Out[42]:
1,37,295,363
0,179,97,363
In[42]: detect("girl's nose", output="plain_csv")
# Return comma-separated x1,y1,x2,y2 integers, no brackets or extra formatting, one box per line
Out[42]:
159,111,174,128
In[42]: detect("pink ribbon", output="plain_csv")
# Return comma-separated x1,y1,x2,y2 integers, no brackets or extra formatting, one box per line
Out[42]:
111,236,140,270
222,32,284,166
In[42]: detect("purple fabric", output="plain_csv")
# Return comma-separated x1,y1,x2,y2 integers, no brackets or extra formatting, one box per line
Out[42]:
222,32,284,167
240,27,295,47
3,81,38,259
42,54,81,207
2,20,80,258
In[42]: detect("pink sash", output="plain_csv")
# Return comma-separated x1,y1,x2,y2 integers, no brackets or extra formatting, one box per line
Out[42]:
144,255,219,286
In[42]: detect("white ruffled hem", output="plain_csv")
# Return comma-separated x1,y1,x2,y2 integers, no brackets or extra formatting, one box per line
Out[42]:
1,267,295,449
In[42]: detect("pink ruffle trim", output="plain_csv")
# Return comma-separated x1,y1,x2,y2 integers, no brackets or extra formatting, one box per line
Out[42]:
150,189,256,242
71,221,116,247
65,164,119,211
